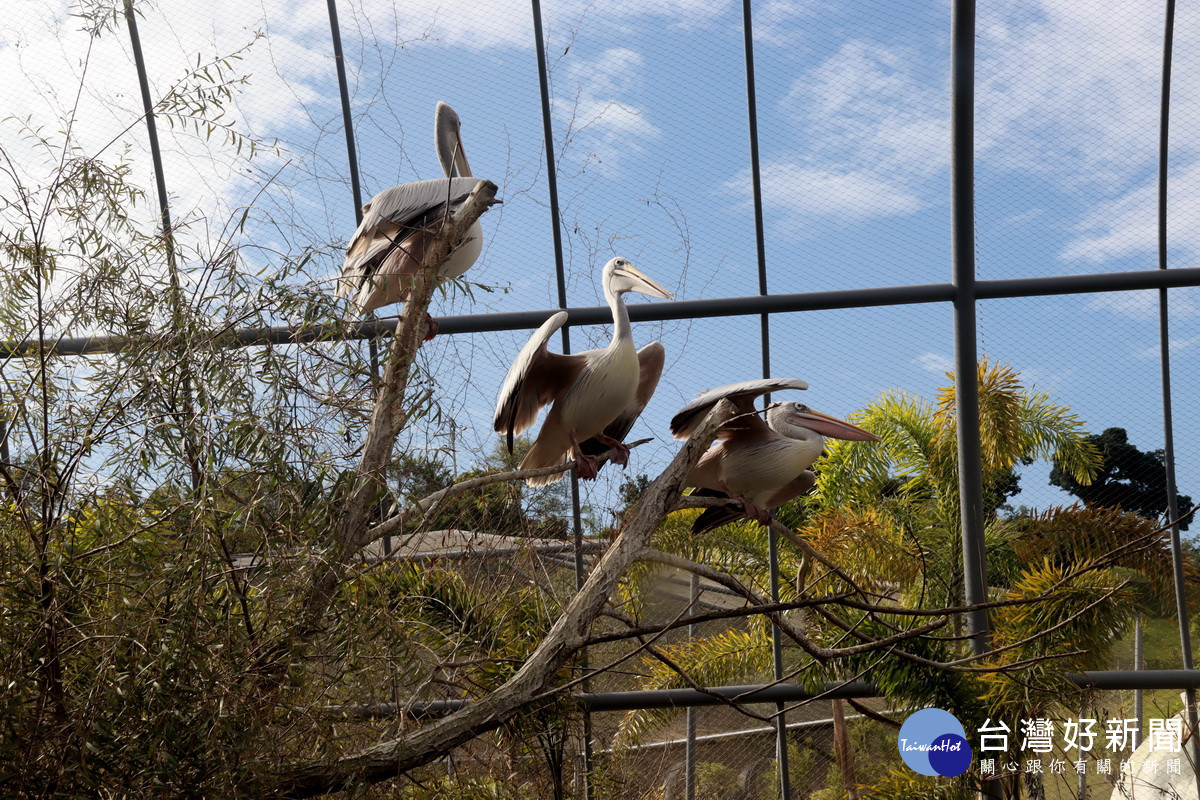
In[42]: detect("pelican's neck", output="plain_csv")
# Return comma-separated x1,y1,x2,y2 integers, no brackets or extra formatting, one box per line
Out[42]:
773,418,825,450
776,426,826,472
605,283,633,347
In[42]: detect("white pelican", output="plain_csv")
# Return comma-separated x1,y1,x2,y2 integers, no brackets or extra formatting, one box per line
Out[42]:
671,379,879,534
338,102,486,332
493,257,672,487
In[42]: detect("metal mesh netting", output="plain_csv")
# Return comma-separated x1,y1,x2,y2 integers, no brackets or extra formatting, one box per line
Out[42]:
1,0,1197,797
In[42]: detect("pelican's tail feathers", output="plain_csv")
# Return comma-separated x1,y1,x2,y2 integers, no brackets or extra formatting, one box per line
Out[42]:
521,439,569,487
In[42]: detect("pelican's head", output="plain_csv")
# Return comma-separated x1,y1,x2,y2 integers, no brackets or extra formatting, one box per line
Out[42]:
767,402,880,443
435,101,471,178
602,257,673,300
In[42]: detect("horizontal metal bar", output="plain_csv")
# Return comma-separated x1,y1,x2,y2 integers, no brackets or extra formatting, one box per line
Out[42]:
595,712,859,753
332,670,1200,720
581,679,874,712
10,267,1200,359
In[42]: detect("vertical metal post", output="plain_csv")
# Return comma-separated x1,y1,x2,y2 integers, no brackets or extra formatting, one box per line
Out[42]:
530,2,592,795
1155,0,1200,784
741,1,787,796
326,0,388,552
326,0,364,221
685,572,699,800
1133,616,1144,750
123,0,201,494
950,0,990,655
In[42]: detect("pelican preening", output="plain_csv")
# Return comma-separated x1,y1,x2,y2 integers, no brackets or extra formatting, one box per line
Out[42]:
338,102,487,333
671,379,880,535
493,257,672,487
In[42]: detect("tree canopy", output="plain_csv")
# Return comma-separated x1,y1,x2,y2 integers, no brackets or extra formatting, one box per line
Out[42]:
1050,427,1193,531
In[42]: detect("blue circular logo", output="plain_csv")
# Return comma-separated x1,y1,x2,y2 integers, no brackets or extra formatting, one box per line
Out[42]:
897,708,973,776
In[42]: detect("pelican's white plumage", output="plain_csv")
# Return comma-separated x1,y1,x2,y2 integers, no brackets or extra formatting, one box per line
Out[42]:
671,380,879,534
493,258,672,487
338,102,486,318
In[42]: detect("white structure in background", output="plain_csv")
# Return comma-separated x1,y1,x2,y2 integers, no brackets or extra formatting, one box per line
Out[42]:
1110,705,1196,800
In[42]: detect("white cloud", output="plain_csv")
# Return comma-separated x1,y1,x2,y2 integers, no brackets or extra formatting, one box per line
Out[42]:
725,162,921,231
975,0,1165,190
914,352,954,373
1135,336,1200,358
752,0,821,47
730,40,945,234
1060,161,1200,263
735,0,1200,263
1087,290,1200,319
554,48,661,176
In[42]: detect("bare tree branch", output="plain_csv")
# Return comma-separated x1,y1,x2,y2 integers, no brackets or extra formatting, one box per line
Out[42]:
254,181,500,675
270,399,735,797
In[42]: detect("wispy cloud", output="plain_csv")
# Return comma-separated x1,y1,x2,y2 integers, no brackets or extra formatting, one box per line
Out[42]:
1135,336,1200,359
725,162,921,232
1087,290,1200,320
554,48,661,176
914,352,954,374
725,40,946,235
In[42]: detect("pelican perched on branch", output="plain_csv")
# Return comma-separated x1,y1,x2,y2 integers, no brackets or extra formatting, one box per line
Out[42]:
671,379,879,534
493,257,672,487
338,102,487,334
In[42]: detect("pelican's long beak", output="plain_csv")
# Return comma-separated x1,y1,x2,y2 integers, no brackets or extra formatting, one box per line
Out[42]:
453,136,472,178
794,408,880,442
619,264,673,300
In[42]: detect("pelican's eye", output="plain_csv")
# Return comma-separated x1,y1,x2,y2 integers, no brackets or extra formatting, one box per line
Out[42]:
795,404,809,413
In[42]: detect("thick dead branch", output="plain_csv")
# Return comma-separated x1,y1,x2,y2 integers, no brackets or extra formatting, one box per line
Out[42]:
258,181,499,669
270,400,735,797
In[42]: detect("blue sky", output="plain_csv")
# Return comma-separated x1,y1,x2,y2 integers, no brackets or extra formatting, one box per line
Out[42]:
3,0,1198,520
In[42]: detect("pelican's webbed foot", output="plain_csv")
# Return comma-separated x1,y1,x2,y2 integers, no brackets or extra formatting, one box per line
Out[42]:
592,432,630,466
719,482,772,527
570,433,602,481
423,313,440,342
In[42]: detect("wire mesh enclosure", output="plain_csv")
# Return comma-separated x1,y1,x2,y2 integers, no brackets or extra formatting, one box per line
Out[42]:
1,0,1199,798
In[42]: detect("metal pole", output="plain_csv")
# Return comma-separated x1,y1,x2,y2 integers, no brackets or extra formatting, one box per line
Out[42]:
529,3,592,795
950,0,990,655
17,268,1200,360
684,572,699,800
740,1,789,795
325,0,388,554
1133,616,1144,749
324,0,379,372
123,0,202,493
1155,0,1200,783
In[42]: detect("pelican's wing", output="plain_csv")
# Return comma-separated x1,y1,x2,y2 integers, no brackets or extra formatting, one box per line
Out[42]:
580,341,665,456
670,378,809,440
339,177,483,299
493,312,586,452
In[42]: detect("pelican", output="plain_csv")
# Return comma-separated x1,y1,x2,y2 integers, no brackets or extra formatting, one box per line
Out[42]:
493,257,672,487
338,102,486,332
671,379,879,534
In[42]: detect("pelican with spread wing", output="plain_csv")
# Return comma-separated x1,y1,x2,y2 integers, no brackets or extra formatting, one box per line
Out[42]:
338,102,487,332
671,379,879,534
494,257,671,486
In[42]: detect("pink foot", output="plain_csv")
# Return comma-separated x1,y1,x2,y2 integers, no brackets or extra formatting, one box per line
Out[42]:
575,453,600,480
423,314,440,342
720,482,771,526
594,433,630,466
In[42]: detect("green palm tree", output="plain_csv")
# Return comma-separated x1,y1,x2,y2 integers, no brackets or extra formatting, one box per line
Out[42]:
616,360,1162,800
